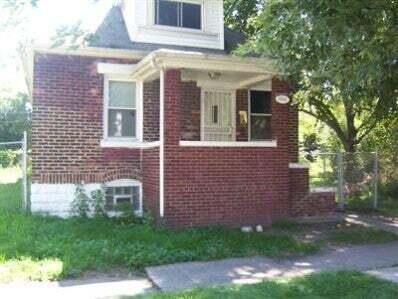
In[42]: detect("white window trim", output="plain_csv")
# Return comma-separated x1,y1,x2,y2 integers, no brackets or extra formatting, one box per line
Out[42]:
248,89,273,142
103,74,144,143
100,140,160,149
200,89,236,142
152,0,205,32
179,140,277,147
105,179,143,216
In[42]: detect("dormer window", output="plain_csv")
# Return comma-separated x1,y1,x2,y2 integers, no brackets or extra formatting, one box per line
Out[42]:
155,0,202,30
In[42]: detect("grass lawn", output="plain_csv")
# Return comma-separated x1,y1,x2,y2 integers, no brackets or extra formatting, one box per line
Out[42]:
378,199,398,218
136,271,398,299
328,226,398,245
0,182,318,283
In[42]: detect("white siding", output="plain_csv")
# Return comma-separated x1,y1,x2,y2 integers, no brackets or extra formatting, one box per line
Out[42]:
31,183,101,218
121,0,224,50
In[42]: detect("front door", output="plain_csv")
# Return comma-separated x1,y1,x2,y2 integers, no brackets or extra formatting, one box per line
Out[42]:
202,90,234,141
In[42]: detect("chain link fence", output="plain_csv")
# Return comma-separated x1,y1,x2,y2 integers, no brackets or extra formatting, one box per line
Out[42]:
0,132,28,211
300,151,378,211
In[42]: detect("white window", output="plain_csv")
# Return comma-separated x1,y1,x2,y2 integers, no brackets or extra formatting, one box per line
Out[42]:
155,0,202,30
105,179,143,215
249,90,272,140
104,76,139,140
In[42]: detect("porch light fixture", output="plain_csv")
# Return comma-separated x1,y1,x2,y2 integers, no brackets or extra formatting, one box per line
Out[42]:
208,71,221,80
276,94,290,104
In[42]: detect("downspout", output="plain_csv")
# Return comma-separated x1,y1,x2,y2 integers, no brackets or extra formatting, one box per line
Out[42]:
159,68,165,218
150,55,166,219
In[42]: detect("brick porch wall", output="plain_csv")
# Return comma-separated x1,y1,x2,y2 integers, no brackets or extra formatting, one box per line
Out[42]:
162,70,293,228
289,167,336,217
142,148,160,220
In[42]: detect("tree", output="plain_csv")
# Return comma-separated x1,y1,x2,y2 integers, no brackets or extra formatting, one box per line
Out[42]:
239,0,398,152
224,0,261,36
0,0,39,99
0,92,30,143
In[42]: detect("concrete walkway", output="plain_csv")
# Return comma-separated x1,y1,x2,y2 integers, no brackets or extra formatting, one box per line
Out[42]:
0,277,155,299
368,267,398,283
345,214,398,236
146,241,398,292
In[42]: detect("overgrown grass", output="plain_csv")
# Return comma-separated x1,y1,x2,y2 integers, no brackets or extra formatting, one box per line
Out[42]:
347,195,398,218
0,182,318,282
136,271,398,299
378,200,398,218
328,227,398,245
272,219,299,231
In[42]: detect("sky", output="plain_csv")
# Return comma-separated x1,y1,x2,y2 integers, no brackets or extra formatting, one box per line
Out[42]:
0,0,113,95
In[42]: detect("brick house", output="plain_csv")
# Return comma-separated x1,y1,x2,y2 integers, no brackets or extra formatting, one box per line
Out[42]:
31,0,335,227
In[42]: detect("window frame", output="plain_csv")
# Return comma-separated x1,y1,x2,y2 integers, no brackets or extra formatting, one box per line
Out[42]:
103,74,143,142
154,0,204,31
105,179,143,216
248,90,273,141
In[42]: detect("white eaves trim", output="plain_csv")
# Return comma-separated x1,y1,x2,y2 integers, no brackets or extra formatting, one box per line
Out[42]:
179,140,277,147
100,139,160,149
97,63,137,75
34,45,148,59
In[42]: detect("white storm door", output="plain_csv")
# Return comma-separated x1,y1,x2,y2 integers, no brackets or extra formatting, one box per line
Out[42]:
202,90,235,141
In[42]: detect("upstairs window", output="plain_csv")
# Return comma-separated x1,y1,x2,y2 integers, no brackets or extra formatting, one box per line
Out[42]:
250,90,272,140
155,0,202,30
105,79,137,139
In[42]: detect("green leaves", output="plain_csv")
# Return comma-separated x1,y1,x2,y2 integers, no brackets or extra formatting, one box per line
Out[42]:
238,0,398,151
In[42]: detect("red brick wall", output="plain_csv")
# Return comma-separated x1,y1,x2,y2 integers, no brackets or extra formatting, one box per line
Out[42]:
32,54,145,184
143,79,160,142
142,148,160,220
162,70,293,228
180,81,201,141
289,167,336,217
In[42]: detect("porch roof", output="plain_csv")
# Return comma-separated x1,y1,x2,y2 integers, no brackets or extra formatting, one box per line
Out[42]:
130,49,280,85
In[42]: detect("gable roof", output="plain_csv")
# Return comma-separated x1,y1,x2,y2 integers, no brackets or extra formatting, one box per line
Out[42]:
89,6,246,55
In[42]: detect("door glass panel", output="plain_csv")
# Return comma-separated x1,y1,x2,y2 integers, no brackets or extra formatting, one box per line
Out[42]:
212,105,218,124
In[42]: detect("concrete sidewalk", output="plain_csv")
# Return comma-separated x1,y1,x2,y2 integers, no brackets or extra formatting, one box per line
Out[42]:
146,241,398,292
368,267,398,283
345,214,398,236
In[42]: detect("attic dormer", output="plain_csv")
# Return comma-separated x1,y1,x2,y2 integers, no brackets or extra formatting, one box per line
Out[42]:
121,0,225,50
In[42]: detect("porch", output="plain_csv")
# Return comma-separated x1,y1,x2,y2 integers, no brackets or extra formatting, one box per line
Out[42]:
135,50,293,148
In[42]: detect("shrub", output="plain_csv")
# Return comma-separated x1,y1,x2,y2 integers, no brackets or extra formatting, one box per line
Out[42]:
70,184,90,218
0,150,19,168
116,202,140,225
380,180,398,200
90,185,106,218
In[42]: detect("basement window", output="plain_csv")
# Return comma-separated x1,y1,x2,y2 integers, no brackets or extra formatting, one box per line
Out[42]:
250,90,272,140
155,0,202,30
105,180,142,215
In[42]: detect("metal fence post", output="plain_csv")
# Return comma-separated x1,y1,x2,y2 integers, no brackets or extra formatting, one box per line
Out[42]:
373,151,379,209
22,131,28,211
337,152,345,210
